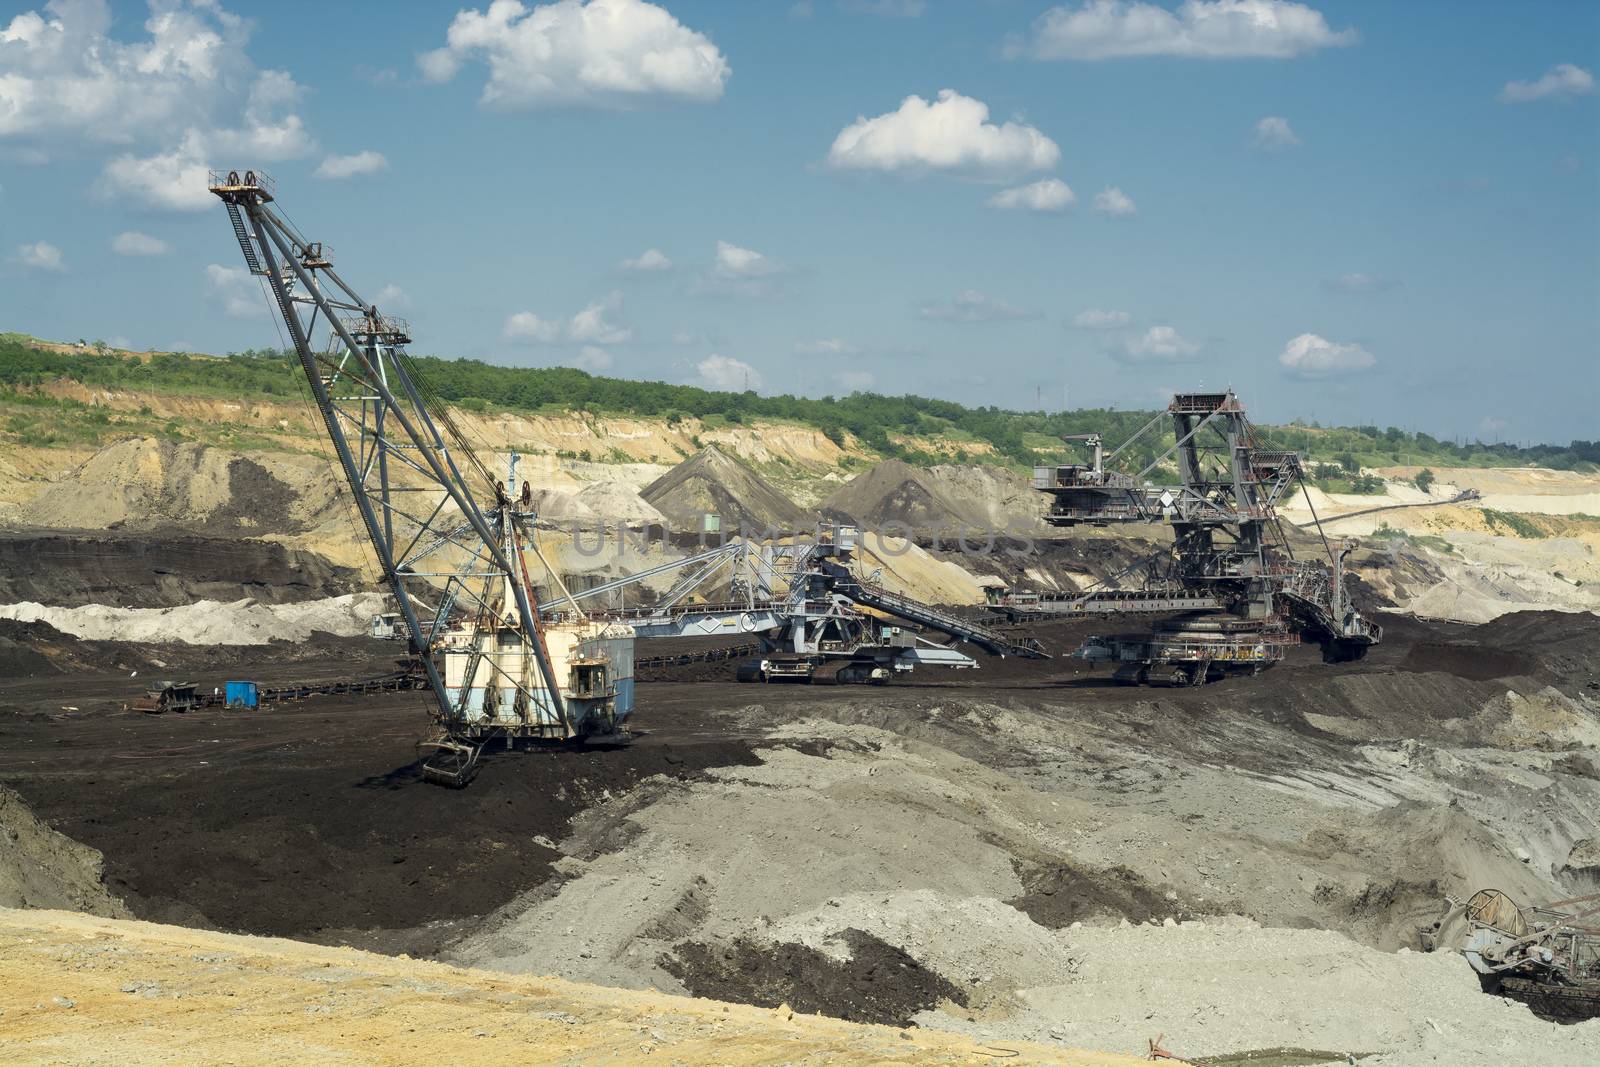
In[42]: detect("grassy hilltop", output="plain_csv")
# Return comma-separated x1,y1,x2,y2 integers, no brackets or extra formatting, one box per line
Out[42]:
3,332,1596,482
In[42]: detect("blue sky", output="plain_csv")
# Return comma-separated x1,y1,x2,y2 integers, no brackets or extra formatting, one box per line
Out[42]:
1,0,1595,444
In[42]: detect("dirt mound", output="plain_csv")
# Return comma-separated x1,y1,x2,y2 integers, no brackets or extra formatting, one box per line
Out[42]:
0,532,360,608
1402,641,1536,680
527,488,597,525
0,785,129,917
20,437,324,535
575,480,667,525
2,910,1105,1067
664,929,967,1027
1009,862,1201,928
641,445,809,533
823,461,1043,534
0,593,388,646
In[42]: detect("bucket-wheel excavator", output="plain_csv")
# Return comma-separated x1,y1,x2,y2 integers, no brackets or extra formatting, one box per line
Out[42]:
1024,391,1380,685
208,170,633,786
541,524,1047,684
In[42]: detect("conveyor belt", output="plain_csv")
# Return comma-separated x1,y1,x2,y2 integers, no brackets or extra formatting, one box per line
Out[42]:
830,566,1047,659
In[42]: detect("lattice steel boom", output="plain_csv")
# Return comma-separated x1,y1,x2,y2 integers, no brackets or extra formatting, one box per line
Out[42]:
208,169,632,783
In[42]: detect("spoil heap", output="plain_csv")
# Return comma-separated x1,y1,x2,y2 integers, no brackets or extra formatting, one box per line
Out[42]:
823,460,1043,534
0,787,129,917
0,909,1124,1067
19,437,343,536
574,481,667,526
641,445,809,533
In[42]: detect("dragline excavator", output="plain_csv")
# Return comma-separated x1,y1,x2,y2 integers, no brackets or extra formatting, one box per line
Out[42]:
1016,390,1380,686
209,170,634,787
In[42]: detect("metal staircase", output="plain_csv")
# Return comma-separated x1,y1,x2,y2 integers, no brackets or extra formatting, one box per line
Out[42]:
224,202,264,275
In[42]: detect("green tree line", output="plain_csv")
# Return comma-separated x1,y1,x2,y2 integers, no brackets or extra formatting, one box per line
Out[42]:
2,333,1595,473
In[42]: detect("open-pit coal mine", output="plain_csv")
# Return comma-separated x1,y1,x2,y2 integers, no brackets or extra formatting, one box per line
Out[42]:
2,519,1597,1065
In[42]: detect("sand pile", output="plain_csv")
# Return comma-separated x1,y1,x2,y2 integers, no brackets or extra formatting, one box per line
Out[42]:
1,909,1113,1067
926,917,1596,1064
823,460,1043,534
446,680,1599,1060
1407,556,1600,624
0,592,387,645
853,532,990,605
575,481,667,526
526,489,597,525
641,445,809,533
0,786,129,918
19,436,349,539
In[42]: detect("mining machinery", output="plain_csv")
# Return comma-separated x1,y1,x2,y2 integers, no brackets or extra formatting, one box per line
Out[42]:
209,170,632,786
543,525,1047,684
1029,391,1380,685
1424,889,1600,1023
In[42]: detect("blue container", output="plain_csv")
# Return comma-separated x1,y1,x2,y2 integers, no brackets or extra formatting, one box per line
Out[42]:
225,680,258,709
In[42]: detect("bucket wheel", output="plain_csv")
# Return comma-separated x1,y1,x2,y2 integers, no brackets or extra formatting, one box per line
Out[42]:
1465,888,1527,936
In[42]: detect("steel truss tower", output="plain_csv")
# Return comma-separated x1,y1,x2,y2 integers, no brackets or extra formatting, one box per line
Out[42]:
208,169,582,752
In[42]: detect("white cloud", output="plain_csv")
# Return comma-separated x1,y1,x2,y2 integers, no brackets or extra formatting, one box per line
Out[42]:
419,0,730,109
693,240,785,297
795,338,860,355
1277,332,1375,378
671,329,698,345
696,354,762,391
375,284,412,310
1322,272,1397,294
920,289,1034,323
826,89,1060,176
988,177,1075,212
205,263,265,318
1092,186,1136,216
619,248,672,272
314,150,388,179
1252,115,1300,150
573,345,614,371
837,369,876,391
98,130,213,212
713,240,780,277
1071,308,1131,329
504,311,561,342
1009,0,1355,61
1499,63,1595,104
570,292,631,343
0,2,313,210
840,0,925,15
15,240,64,271
504,292,631,344
1116,325,1199,363
208,69,311,160
112,231,169,256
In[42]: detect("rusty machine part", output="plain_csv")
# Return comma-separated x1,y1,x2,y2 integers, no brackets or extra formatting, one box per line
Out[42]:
1429,888,1600,1023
